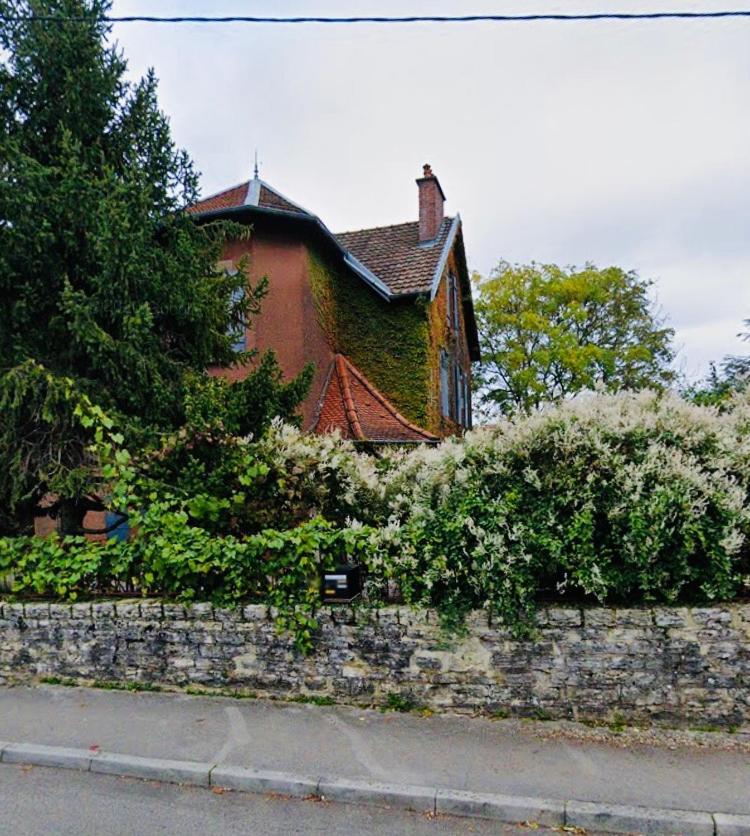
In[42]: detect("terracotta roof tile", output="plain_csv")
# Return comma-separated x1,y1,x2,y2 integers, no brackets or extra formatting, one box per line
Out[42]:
258,184,302,213
314,355,438,443
334,218,453,296
188,180,309,216
187,182,249,215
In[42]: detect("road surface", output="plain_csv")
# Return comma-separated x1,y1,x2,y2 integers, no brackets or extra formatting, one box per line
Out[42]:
0,762,547,835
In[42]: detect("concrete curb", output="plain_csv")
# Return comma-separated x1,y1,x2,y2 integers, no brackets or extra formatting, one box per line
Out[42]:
1,741,749,834
318,777,437,812
565,799,715,835
436,789,565,827
91,752,213,787
211,765,319,798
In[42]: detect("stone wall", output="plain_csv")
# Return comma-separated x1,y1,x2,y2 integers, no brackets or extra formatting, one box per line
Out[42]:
1,600,748,728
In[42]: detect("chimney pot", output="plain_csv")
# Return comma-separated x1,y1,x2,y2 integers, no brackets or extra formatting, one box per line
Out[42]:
417,164,445,243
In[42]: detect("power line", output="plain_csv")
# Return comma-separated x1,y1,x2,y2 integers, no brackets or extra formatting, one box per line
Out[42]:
2,11,750,25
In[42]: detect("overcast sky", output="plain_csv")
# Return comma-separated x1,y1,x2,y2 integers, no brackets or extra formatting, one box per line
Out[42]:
110,0,750,380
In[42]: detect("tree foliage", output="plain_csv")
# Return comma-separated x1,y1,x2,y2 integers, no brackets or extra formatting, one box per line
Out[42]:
473,261,676,417
0,0,307,532
685,320,750,408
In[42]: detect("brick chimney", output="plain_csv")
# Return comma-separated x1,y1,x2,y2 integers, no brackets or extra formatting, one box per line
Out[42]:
416,163,446,243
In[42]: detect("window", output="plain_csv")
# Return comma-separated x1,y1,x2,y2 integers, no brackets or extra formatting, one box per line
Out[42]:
442,349,471,426
456,367,472,428
446,271,460,332
105,511,130,542
227,267,246,352
456,365,465,426
440,349,451,418
463,371,472,428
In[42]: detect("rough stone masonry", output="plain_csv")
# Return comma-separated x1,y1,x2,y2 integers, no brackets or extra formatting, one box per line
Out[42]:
0,600,748,728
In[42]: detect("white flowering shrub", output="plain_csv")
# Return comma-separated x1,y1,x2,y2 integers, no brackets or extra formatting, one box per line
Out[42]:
381,390,750,631
248,421,387,527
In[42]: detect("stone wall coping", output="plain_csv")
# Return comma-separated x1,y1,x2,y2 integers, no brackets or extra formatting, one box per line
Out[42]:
2,599,749,625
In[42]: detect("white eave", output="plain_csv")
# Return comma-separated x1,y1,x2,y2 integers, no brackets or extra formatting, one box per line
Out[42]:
429,214,461,300
343,252,393,301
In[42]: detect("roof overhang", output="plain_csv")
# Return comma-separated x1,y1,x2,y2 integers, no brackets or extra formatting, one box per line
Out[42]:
192,202,397,302
191,202,481,361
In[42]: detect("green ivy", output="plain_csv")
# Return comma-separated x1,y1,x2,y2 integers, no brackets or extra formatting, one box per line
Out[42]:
0,514,381,653
308,251,432,427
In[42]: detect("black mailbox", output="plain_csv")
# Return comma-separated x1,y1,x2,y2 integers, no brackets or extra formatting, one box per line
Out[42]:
322,565,363,603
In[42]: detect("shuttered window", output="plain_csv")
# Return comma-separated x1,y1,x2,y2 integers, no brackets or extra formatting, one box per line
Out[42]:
456,366,466,426
446,271,460,332
440,349,451,418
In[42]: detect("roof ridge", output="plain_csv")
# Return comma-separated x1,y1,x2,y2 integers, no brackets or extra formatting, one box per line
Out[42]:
335,355,365,440
338,355,438,441
196,179,250,204
336,216,453,237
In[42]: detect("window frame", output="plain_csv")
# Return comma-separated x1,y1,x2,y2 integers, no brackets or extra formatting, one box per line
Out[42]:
446,270,460,333
439,348,451,418
225,265,246,353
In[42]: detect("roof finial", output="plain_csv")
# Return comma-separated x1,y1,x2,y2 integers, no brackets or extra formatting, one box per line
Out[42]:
253,149,260,180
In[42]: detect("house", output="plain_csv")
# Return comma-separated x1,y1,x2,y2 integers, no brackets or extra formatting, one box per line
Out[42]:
189,165,480,442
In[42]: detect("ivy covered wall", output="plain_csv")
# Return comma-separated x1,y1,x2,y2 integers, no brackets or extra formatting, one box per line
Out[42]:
308,251,433,429
428,249,473,435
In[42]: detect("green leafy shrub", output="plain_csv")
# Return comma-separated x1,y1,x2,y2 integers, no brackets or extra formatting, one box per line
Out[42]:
0,511,380,652
123,420,384,537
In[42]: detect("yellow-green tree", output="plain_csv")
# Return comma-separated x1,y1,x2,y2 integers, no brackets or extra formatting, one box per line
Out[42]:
474,261,675,417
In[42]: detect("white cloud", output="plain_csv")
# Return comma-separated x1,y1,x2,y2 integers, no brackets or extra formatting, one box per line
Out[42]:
109,0,750,380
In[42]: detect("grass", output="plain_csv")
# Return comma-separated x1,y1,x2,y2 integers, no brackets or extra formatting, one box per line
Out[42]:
690,723,739,735
288,694,336,707
90,679,163,693
39,675,78,687
184,686,258,700
381,693,418,713
607,712,628,734
39,675,162,693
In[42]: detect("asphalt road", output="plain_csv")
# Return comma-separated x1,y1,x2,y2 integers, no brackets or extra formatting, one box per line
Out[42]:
0,763,544,835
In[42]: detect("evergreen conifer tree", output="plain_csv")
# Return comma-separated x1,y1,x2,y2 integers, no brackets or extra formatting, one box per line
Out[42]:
0,0,308,532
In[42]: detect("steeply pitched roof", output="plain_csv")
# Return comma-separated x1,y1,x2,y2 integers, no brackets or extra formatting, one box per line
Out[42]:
187,178,310,217
334,218,454,296
314,355,438,443
187,175,478,359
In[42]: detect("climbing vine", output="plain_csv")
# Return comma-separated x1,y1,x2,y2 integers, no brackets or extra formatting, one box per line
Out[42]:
308,251,433,428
